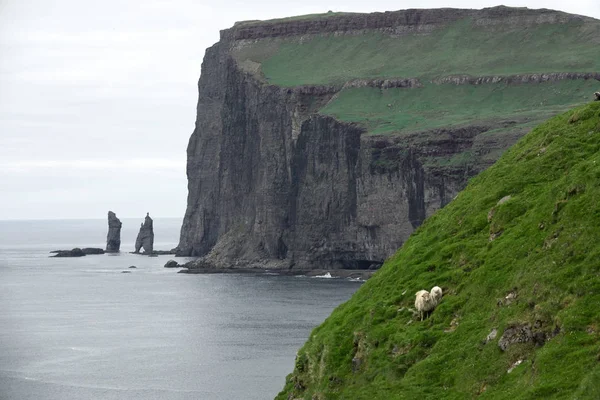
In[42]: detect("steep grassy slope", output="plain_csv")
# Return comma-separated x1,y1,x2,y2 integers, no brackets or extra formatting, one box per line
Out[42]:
278,102,600,399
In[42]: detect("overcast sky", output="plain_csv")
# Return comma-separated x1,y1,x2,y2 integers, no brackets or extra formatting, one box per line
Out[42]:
1,1,599,220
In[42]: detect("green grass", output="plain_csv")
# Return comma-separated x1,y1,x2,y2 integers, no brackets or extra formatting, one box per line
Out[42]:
234,11,358,26
277,102,600,399
320,80,597,134
235,18,600,86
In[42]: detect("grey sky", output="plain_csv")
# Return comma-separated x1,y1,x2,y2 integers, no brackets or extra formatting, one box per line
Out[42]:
1,1,599,220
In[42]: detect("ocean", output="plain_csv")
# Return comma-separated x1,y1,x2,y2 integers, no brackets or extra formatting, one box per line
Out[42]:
0,218,361,400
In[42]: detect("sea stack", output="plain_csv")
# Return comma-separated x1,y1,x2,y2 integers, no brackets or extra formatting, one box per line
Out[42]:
134,213,154,254
106,211,122,252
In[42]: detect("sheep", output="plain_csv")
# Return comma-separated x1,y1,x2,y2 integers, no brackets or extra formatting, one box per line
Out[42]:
431,286,443,303
414,286,443,321
595,92,600,101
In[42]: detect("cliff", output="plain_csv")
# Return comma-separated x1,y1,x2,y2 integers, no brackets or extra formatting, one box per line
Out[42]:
277,101,600,399
177,6,600,271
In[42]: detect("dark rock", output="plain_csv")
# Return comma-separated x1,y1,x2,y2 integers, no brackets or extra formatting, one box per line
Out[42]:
498,324,533,351
81,248,105,255
51,248,86,257
129,266,137,269
134,213,154,254
151,250,177,255
164,260,181,268
106,211,122,252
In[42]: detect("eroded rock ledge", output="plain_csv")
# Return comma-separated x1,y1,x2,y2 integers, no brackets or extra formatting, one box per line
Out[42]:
222,6,585,41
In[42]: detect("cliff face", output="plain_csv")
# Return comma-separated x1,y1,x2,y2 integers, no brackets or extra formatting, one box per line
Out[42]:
177,45,471,269
177,6,600,270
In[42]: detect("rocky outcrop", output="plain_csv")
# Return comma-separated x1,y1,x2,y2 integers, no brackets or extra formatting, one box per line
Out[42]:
106,211,122,252
433,72,600,86
50,248,105,257
51,248,86,257
81,248,105,255
134,213,154,254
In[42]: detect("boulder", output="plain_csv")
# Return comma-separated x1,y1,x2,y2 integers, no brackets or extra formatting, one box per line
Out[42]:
134,213,154,254
164,260,180,268
106,211,122,252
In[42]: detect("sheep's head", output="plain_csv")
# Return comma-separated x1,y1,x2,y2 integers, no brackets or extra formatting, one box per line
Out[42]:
431,286,443,302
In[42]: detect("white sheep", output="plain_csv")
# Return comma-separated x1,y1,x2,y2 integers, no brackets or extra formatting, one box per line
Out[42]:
414,286,443,321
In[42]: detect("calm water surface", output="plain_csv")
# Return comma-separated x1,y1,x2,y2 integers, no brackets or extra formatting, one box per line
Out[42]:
0,219,361,399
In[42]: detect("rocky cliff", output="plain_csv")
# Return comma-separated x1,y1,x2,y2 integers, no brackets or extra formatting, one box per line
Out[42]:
177,6,600,270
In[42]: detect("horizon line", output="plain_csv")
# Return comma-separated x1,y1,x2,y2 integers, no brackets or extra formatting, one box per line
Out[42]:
0,216,183,222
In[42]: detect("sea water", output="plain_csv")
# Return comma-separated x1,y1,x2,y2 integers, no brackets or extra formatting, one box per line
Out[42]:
0,219,361,400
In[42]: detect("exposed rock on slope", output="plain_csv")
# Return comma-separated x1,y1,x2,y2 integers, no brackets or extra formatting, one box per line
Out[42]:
134,213,154,254
106,211,122,252
178,6,600,271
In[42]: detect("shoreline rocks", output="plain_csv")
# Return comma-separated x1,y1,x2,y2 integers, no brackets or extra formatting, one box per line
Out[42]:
50,247,105,257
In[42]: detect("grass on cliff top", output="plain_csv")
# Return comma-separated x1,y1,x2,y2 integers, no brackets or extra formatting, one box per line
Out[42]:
277,101,600,399
234,11,358,27
320,79,597,135
234,18,600,86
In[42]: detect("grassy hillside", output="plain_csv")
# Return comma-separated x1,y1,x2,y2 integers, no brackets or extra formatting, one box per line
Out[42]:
277,101,600,399
320,80,596,135
236,19,600,87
